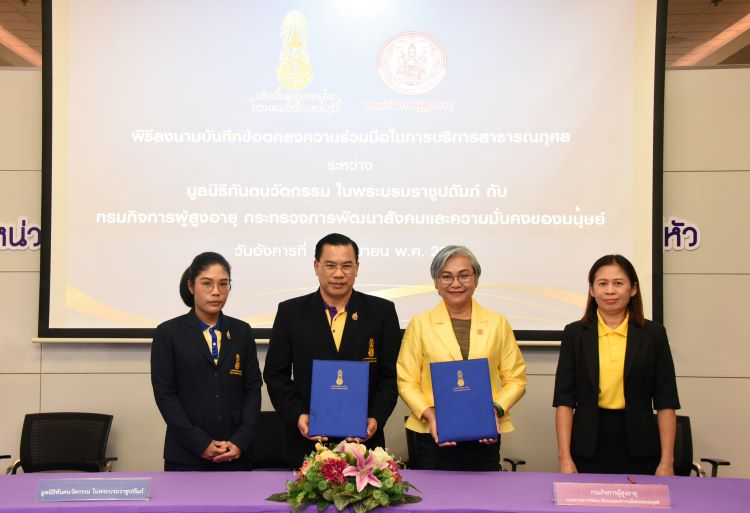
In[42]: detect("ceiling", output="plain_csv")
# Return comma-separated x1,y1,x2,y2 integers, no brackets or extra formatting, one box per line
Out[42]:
1,0,750,68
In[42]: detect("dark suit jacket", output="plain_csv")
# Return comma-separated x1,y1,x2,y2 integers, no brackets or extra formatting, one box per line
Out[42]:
552,319,680,459
151,310,262,466
263,289,401,467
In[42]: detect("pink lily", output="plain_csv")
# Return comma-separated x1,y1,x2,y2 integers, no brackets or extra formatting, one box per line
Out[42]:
342,449,382,492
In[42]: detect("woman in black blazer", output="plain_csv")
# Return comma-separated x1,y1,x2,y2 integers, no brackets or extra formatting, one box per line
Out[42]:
151,252,262,471
553,255,680,475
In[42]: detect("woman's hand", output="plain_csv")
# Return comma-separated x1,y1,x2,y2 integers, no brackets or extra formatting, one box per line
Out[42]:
421,407,456,447
201,440,228,460
655,460,674,476
479,407,501,444
558,455,577,474
212,441,242,463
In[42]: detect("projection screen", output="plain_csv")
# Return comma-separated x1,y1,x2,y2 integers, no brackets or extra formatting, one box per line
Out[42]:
40,0,665,340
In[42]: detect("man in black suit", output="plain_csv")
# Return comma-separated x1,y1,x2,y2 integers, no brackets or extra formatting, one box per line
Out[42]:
263,233,402,468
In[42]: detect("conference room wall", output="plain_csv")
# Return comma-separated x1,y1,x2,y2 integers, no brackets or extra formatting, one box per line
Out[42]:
1,67,749,476
661,67,750,478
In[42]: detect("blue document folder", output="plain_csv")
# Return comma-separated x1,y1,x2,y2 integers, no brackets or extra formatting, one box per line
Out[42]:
309,359,369,439
430,358,497,442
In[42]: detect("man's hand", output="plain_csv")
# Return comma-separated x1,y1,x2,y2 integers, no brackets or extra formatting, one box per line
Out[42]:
298,413,328,442
348,418,377,443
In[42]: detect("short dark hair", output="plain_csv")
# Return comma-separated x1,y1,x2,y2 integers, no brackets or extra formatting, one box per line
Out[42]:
179,252,232,307
581,254,645,327
314,233,359,262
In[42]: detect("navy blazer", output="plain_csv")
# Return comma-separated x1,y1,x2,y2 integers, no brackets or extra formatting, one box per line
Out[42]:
151,310,262,466
552,318,680,459
263,289,401,467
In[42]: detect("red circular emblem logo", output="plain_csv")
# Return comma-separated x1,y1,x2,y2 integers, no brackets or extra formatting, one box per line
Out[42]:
377,32,447,95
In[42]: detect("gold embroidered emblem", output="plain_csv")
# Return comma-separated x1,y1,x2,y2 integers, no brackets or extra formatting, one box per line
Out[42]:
336,369,344,386
363,337,377,362
457,370,465,387
230,354,243,375
276,10,313,90
351,312,358,321
227,330,232,341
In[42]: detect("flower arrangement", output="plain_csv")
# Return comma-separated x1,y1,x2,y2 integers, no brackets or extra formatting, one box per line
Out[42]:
267,442,421,513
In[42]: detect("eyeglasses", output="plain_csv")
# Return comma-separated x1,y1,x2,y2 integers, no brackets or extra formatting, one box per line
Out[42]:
197,280,231,294
319,262,357,274
437,272,475,285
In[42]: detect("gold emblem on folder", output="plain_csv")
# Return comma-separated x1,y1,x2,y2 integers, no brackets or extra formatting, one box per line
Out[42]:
336,369,344,386
230,354,243,375
277,10,313,90
457,369,465,387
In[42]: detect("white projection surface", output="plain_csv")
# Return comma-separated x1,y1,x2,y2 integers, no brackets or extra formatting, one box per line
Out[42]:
45,0,660,336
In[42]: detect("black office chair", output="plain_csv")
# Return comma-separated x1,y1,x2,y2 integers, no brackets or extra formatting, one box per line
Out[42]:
403,418,525,471
250,411,291,470
672,415,729,477
8,412,117,474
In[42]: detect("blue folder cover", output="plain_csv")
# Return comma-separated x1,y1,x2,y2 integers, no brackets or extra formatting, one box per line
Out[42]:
309,359,369,439
430,358,497,443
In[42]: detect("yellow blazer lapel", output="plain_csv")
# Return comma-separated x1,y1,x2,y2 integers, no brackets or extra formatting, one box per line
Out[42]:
430,301,463,361
467,299,490,359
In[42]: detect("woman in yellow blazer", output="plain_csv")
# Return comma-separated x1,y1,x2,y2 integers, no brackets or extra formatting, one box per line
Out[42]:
397,245,527,470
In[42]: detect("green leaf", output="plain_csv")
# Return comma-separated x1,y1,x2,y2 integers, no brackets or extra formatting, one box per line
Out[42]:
317,500,329,511
362,497,380,512
333,494,353,511
266,493,289,502
352,501,369,513
403,481,423,494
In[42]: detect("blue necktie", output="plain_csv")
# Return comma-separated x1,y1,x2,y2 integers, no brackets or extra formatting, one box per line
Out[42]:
208,326,219,360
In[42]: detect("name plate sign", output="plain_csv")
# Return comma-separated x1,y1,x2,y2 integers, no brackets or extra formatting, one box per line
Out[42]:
553,482,670,508
37,477,151,502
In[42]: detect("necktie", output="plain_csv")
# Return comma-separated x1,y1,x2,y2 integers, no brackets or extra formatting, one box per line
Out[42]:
208,326,219,360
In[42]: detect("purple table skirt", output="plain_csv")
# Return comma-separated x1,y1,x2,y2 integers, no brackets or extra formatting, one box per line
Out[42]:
0,470,748,513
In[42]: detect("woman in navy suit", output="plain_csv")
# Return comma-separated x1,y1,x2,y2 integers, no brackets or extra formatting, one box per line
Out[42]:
151,252,262,471
553,255,680,475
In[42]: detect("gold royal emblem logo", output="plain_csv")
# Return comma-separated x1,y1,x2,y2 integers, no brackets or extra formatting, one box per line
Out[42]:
456,369,465,387
230,354,242,375
276,10,313,90
336,369,344,386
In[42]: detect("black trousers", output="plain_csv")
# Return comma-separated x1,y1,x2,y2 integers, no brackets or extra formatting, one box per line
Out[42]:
408,430,500,471
164,459,253,471
573,409,659,475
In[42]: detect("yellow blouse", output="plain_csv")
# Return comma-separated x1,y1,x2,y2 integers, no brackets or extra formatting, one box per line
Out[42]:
597,311,628,409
